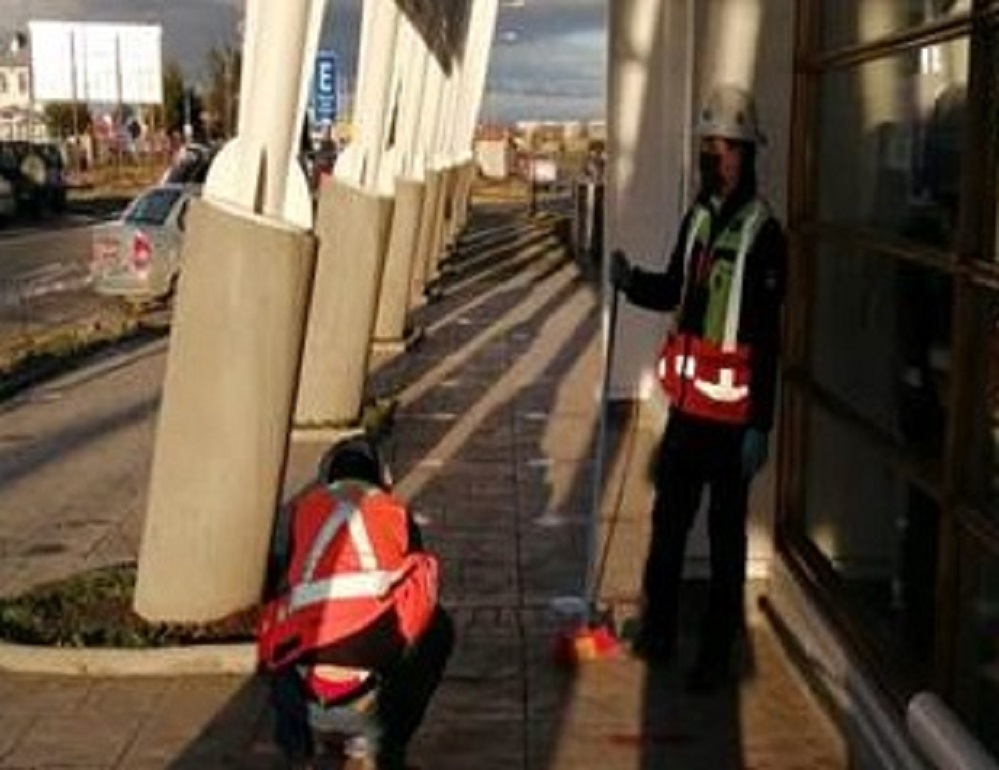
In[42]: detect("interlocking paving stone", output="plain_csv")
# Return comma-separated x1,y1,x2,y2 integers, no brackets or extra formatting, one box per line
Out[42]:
4,710,145,768
0,202,847,769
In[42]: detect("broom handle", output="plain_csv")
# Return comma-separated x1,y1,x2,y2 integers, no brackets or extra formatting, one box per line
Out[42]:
584,280,620,612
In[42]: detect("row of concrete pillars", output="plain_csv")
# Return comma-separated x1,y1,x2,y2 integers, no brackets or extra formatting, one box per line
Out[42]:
132,160,477,623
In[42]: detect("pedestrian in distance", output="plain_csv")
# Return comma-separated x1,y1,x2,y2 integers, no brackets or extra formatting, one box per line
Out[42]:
609,84,787,692
258,435,454,769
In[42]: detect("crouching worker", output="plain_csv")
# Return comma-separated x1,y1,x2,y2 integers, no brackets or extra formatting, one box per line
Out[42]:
258,436,454,770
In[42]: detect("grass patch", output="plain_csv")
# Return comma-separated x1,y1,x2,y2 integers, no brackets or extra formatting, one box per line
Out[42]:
0,563,258,649
0,309,167,403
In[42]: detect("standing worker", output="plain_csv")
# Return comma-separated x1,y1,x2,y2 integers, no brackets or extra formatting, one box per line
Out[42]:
610,85,787,692
259,435,454,769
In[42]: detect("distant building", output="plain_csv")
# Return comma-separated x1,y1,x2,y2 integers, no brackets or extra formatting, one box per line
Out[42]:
0,33,30,110
474,123,513,179
0,31,45,140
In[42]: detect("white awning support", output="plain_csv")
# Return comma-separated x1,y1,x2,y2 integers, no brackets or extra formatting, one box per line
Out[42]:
335,0,402,194
205,0,326,230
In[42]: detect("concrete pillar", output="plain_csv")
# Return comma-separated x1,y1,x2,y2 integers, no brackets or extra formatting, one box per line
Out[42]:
443,163,465,252
295,180,394,429
412,168,443,302
134,0,325,622
444,159,475,242
295,0,400,433
426,165,456,280
135,202,315,621
455,159,478,231
373,178,426,351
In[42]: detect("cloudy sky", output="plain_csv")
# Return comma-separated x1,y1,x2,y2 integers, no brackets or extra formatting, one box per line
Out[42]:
5,0,606,123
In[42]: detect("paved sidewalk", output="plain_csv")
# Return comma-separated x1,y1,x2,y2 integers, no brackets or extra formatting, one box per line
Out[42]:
0,199,846,769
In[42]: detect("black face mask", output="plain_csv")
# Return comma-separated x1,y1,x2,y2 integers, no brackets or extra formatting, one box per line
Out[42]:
698,152,723,196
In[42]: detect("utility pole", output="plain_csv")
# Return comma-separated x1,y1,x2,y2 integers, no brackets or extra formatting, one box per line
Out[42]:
224,53,233,138
183,87,192,143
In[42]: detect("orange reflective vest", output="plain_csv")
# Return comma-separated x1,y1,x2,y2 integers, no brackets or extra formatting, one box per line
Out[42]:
258,480,439,673
657,199,768,424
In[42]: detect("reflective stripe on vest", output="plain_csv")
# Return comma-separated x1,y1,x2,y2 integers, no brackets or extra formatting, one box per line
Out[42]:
289,566,410,609
257,481,439,672
658,199,767,422
721,205,764,351
661,351,748,402
288,493,394,612
682,199,766,351
693,366,749,403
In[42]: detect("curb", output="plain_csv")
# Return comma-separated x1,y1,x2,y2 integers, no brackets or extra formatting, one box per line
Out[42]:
0,639,257,677
0,317,166,404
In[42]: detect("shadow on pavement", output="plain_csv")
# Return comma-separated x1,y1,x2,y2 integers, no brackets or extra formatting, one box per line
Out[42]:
161,197,760,770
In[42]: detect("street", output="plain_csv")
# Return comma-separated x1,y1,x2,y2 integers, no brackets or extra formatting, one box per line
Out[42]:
0,209,129,351
0,336,165,597
0,203,848,769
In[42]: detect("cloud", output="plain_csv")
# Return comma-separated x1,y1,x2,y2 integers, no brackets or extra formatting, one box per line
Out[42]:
7,0,606,122
487,1,605,122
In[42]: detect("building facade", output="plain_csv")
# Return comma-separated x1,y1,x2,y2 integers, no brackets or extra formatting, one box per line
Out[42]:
0,32,44,141
607,0,998,765
0,40,30,110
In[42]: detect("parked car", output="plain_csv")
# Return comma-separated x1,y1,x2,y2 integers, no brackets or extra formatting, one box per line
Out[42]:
90,184,198,303
0,141,22,217
0,140,67,215
160,143,217,186
33,142,68,212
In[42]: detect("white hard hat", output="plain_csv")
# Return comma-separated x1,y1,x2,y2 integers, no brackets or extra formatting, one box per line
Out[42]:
695,84,765,144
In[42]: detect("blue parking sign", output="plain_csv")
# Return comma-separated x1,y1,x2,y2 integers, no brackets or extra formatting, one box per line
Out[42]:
314,50,338,124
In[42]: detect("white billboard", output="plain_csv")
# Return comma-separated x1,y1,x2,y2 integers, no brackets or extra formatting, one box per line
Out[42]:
28,21,163,105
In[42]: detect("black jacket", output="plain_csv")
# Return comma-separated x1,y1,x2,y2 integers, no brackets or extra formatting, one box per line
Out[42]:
622,188,787,431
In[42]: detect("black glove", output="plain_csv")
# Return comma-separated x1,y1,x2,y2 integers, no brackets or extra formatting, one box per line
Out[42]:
610,249,632,291
740,429,769,479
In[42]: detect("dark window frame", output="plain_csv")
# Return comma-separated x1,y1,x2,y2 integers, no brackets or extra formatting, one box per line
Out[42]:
783,0,999,711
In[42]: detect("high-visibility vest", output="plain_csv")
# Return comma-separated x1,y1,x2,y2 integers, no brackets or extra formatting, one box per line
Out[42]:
657,198,768,424
257,480,439,673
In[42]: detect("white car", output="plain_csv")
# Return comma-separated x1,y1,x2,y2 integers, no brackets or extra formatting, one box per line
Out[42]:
90,184,199,303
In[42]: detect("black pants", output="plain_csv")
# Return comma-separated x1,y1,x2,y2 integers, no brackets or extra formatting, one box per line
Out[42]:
641,412,749,663
271,606,455,768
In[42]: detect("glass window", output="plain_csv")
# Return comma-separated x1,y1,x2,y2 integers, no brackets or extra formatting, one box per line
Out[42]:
123,187,184,226
994,44,999,266
0,73,7,95
811,244,952,460
953,537,999,757
963,290,999,519
821,0,971,50
17,72,28,96
817,39,969,249
804,404,940,676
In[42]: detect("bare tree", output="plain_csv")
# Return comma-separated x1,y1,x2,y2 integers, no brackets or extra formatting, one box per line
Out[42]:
203,45,242,140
